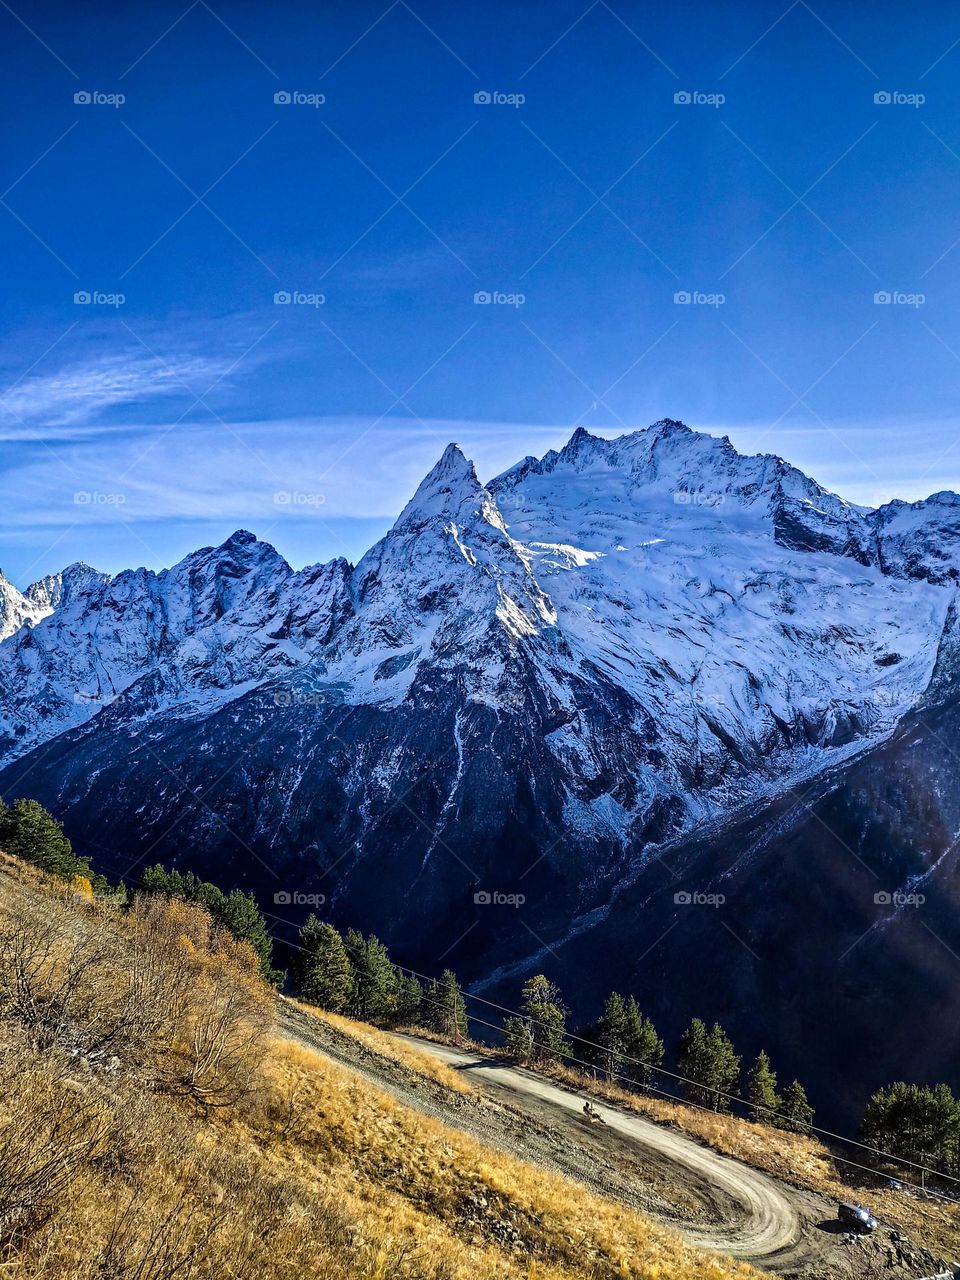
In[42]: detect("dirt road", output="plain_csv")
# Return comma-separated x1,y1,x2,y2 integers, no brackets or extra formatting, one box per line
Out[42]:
279,1002,922,1278
396,1033,815,1266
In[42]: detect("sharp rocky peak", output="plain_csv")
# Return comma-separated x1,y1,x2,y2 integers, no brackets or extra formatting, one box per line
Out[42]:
393,443,482,529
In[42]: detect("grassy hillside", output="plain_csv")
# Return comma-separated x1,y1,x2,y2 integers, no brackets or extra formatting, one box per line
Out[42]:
0,854,757,1280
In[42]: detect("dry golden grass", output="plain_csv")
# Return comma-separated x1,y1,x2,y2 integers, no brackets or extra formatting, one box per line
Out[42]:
0,856,758,1280
249,1034,758,1280
294,1002,473,1093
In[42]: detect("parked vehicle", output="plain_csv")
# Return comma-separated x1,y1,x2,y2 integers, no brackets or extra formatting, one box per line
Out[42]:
838,1202,878,1232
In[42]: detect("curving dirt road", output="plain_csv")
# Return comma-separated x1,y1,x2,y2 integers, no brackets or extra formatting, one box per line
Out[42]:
396,1033,810,1266
279,1002,902,1277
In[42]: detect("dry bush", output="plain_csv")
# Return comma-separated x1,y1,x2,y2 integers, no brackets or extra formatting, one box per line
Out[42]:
127,896,272,1110
0,884,136,1063
0,877,273,1112
0,1050,110,1253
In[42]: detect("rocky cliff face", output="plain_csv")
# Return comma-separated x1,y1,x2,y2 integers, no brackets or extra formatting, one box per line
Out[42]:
1,420,959,1124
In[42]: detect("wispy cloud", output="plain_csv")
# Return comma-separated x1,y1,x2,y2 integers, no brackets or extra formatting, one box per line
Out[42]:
0,350,235,432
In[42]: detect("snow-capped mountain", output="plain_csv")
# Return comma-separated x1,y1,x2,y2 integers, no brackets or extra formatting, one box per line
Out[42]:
0,572,51,641
1,419,949,829
2,419,960,1123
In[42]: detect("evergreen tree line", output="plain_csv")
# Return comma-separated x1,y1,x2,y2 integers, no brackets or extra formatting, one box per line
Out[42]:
292,917,817,1136
0,795,286,987
862,1081,960,1178
0,796,113,891
501,981,816,1134
292,915,469,1039
16,803,936,1160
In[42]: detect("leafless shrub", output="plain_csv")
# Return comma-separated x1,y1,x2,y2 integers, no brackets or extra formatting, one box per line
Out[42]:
0,1061,109,1250
0,885,136,1064
88,1181,226,1280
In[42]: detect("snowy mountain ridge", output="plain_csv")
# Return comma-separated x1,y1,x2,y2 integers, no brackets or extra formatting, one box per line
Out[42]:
0,417,958,898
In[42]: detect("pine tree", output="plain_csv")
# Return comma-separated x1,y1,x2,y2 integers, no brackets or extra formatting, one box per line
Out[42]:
622,996,664,1088
676,1018,739,1110
394,969,423,1026
0,797,89,881
677,1017,713,1106
503,1015,534,1064
746,1050,780,1123
433,969,468,1042
781,1079,815,1133
293,916,352,1011
596,991,627,1078
706,1023,740,1112
521,975,569,1065
344,930,396,1021
423,977,441,1030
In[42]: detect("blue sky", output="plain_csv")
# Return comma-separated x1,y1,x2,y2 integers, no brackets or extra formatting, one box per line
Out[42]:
2,0,960,584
